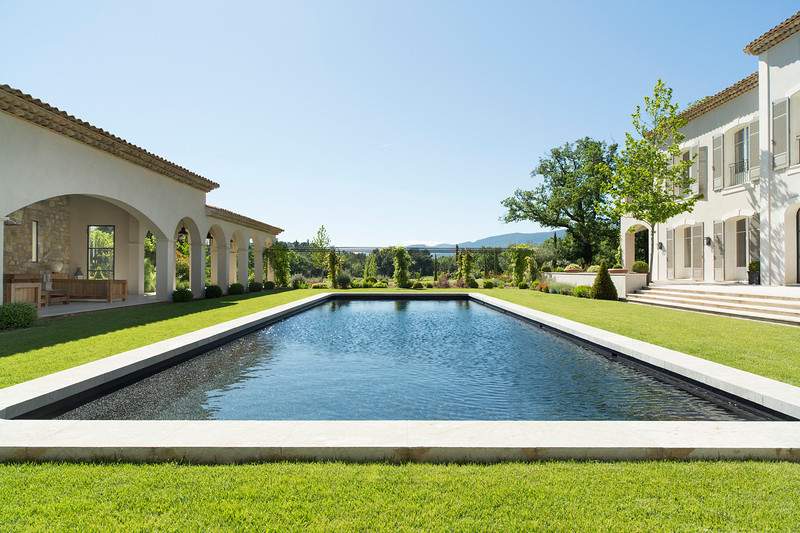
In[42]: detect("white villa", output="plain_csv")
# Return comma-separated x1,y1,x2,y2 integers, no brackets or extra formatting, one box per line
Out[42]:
622,11,800,287
1,84,282,309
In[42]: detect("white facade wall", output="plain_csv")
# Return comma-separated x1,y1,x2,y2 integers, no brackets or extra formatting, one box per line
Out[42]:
622,32,800,286
0,111,280,303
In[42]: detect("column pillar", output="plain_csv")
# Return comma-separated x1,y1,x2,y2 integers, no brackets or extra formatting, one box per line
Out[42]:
216,240,229,293
622,229,635,269
266,241,275,282
0,225,5,305
209,238,218,285
190,240,204,298
254,242,264,284
237,248,249,289
127,219,145,296
155,237,176,301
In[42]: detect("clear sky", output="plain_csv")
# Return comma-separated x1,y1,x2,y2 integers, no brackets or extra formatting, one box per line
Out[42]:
2,1,796,245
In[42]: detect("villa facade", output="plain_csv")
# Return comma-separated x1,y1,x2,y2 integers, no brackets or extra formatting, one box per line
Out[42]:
1,85,282,306
621,11,800,286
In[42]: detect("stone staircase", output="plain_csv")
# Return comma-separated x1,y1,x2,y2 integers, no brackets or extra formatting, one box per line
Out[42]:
626,285,800,325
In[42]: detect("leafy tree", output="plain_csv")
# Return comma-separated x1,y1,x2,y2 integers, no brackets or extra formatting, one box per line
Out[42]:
175,236,190,288
373,248,395,277
505,244,533,285
265,243,290,287
144,231,156,293
310,225,331,272
606,80,699,283
526,255,539,282
457,250,474,282
502,137,619,265
408,249,434,276
392,247,412,288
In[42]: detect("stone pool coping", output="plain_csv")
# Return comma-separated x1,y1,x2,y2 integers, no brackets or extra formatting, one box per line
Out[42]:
1,291,799,463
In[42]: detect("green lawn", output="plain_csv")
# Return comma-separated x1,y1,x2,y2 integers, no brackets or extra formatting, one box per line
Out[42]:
2,461,800,530
3,288,800,531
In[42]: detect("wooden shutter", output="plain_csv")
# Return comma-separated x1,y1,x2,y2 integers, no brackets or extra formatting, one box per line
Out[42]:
712,134,723,191
713,221,724,281
689,147,698,196
748,119,760,179
773,98,789,169
692,223,704,281
698,146,708,199
666,228,674,279
748,214,760,265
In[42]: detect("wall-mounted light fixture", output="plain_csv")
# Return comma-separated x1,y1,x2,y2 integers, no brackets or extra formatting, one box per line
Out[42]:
177,225,189,242
657,242,664,251
705,236,712,247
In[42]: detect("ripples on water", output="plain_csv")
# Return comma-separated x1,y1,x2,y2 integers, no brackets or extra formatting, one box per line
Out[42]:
60,299,745,421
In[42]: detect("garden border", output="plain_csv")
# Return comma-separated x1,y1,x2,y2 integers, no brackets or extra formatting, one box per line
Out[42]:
1,291,800,463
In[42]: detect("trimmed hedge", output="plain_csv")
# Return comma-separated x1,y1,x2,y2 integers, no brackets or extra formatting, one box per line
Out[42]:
204,285,223,298
482,280,495,289
573,285,592,298
518,281,529,289
0,302,37,329
564,263,583,272
248,281,263,292
412,281,424,289
228,283,245,295
591,263,618,300
631,261,649,273
336,272,351,289
172,288,193,302
263,281,276,290
425,281,434,288
586,265,601,273
290,274,307,289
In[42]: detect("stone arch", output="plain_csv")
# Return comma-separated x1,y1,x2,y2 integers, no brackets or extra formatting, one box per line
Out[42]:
784,202,800,284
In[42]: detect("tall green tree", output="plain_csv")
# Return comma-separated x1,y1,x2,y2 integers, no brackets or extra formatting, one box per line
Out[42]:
606,80,699,283
310,225,331,272
502,137,618,265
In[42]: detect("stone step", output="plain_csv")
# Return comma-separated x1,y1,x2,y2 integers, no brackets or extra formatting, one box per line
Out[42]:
640,288,800,311
630,293,800,318
645,286,800,303
626,294,800,325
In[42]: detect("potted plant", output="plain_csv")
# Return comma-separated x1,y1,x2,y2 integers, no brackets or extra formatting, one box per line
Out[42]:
748,261,760,285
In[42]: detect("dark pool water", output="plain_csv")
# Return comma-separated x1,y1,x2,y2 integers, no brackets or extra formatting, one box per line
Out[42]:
59,299,745,421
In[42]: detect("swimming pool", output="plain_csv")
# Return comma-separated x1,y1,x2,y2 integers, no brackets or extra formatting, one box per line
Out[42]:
57,298,753,421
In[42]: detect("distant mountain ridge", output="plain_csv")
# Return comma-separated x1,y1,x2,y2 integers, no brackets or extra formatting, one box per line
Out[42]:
406,230,566,249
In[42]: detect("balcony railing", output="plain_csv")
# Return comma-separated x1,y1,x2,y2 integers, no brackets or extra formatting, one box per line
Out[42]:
728,159,749,187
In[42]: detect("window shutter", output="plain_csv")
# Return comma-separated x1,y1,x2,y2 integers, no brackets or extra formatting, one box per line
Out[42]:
689,147,698,196
698,146,708,199
748,119,760,179
713,221,724,282
712,134,723,191
748,214,760,265
773,98,789,169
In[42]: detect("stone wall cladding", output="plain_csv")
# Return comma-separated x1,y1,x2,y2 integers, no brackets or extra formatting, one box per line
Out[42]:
3,196,71,274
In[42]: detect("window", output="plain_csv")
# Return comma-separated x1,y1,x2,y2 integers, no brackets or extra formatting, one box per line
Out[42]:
87,225,115,280
31,220,39,262
684,227,692,268
730,127,748,186
736,219,747,268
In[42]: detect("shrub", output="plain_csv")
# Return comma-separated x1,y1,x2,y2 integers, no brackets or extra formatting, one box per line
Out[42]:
518,281,529,289
263,281,276,290
311,282,327,289
631,261,649,274
336,271,352,289
412,281,424,289
540,262,553,272
362,280,374,288
564,263,583,272
350,278,362,289
748,260,760,273
204,285,223,298
559,285,574,295
0,302,37,329
228,283,245,295
248,281,263,292
457,251,474,284
436,274,450,288
290,274,307,289
266,243,291,287
573,285,592,298
365,276,378,284
591,263,618,300
526,256,539,283
537,281,549,292
425,281,434,288
466,277,479,289
373,280,388,288
172,287,193,302
586,265,601,273
482,279,495,289
546,281,573,295
613,263,623,269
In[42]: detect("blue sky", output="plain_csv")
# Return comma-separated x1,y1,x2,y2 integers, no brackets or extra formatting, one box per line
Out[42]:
2,1,796,245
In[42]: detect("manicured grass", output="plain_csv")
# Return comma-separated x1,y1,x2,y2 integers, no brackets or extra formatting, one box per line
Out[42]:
2,461,800,530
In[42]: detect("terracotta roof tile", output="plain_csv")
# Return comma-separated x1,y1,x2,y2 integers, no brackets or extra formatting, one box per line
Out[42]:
680,72,758,122
0,84,219,192
744,11,800,55
206,205,283,235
